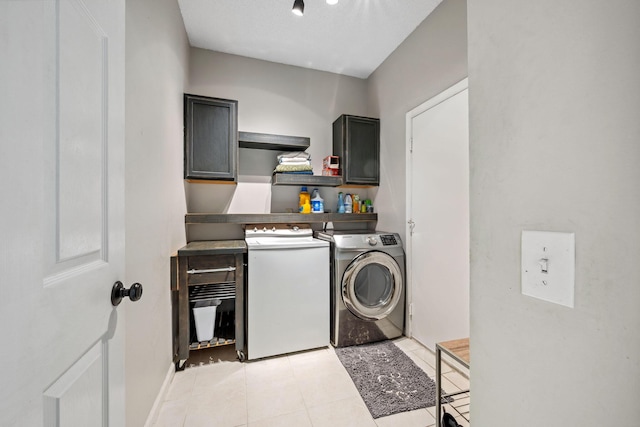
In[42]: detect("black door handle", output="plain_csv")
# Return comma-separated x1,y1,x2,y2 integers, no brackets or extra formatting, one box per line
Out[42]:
111,281,143,306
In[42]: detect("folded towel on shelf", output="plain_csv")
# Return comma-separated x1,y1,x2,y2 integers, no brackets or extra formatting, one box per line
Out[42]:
277,151,311,162
274,164,313,173
274,170,314,175
277,160,311,166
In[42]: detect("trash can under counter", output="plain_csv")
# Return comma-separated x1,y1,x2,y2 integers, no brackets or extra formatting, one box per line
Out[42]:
192,298,221,342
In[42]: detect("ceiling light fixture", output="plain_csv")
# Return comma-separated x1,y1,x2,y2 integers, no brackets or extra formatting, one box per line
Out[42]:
292,0,304,16
326,0,339,4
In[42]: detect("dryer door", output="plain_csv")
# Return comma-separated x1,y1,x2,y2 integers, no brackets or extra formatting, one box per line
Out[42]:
342,251,403,321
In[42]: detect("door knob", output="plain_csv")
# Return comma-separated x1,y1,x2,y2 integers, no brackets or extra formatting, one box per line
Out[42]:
111,281,143,306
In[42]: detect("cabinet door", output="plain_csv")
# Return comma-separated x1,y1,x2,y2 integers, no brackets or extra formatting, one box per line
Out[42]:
184,94,238,181
333,115,380,185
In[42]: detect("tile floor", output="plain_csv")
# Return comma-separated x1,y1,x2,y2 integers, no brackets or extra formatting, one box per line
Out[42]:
153,337,470,427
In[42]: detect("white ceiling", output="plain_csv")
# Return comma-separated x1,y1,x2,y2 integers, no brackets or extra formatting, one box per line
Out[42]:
177,0,443,79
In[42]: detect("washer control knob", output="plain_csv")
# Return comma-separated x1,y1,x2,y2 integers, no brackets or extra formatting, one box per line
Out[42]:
272,227,276,232
253,227,258,232
292,225,299,231
263,227,267,232
367,237,378,246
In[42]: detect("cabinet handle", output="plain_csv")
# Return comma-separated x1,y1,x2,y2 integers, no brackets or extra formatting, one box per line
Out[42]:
187,267,236,274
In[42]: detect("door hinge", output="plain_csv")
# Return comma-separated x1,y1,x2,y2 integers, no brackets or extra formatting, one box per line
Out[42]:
407,219,415,236
410,137,413,153
409,303,413,316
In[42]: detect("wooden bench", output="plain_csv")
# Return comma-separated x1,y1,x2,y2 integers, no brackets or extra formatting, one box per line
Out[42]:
435,337,470,427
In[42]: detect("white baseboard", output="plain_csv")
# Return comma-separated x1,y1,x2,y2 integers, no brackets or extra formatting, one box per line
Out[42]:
144,362,175,427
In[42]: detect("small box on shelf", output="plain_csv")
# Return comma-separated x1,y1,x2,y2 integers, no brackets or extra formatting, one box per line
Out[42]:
322,168,341,176
323,155,340,170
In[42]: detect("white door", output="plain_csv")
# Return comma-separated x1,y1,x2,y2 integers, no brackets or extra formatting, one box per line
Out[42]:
0,0,127,426
406,79,469,350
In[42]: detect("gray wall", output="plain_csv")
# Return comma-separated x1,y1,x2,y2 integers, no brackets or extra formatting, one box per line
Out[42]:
184,0,467,242
367,0,467,238
186,49,372,240
124,1,189,426
468,0,640,425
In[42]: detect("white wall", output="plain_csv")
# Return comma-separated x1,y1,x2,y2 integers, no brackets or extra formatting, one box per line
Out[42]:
366,0,468,240
124,1,189,426
186,49,372,240
468,0,640,425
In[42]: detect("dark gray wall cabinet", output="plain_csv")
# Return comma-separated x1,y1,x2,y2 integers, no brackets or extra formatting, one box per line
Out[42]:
184,94,238,181
333,115,380,185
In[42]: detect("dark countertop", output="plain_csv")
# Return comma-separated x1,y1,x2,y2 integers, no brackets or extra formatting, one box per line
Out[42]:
177,240,247,256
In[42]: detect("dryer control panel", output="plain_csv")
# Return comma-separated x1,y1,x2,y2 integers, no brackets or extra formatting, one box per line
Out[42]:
315,230,403,251
380,234,398,246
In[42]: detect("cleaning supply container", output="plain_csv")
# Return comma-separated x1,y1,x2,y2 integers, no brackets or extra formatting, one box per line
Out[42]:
299,186,311,214
344,194,353,213
352,194,360,213
337,192,345,213
311,188,324,213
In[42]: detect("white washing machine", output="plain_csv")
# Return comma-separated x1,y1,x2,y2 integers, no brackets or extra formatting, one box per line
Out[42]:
315,230,405,347
246,224,329,360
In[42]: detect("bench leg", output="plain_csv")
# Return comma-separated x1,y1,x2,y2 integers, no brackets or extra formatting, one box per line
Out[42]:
436,346,442,427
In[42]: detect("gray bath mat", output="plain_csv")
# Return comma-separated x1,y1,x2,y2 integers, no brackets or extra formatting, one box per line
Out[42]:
335,340,451,419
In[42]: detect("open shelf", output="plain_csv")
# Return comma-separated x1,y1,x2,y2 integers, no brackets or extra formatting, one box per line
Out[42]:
239,131,310,151
185,212,377,224
271,173,343,187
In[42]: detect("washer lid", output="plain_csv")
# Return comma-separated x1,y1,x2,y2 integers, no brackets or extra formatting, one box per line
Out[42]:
245,224,328,249
245,223,312,238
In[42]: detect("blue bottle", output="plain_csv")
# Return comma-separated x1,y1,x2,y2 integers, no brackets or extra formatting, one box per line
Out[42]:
337,192,345,213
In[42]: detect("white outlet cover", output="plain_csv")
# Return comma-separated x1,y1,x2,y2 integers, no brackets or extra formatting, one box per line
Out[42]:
521,231,575,308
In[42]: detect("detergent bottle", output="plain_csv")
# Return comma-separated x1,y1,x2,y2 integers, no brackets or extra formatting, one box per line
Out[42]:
344,193,353,213
311,188,324,213
299,187,311,214
352,194,360,214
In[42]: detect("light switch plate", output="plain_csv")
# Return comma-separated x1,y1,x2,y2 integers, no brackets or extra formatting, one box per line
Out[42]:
521,231,575,308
